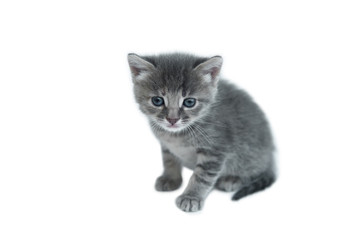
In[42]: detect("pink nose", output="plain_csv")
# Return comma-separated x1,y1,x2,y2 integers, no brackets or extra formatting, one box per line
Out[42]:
166,118,180,125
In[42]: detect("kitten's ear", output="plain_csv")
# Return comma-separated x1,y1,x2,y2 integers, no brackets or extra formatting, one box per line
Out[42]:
194,56,223,85
127,53,156,82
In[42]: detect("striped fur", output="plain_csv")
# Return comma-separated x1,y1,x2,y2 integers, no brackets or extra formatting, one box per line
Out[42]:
128,53,277,212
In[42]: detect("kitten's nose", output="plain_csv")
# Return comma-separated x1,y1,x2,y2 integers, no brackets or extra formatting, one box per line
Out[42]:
166,117,180,125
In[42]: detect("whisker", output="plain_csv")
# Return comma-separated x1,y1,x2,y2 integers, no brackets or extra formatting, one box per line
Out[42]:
192,123,214,146
185,125,198,146
197,120,227,128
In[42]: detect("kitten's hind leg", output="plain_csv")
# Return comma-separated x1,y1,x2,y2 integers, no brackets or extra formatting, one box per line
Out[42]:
215,176,242,192
155,146,182,192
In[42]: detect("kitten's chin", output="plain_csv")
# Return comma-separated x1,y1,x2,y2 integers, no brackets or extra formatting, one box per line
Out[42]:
156,122,187,133
150,119,189,133
162,124,185,133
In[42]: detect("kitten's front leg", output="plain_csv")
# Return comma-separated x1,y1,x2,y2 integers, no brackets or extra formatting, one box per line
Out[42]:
176,149,224,212
155,146,182,191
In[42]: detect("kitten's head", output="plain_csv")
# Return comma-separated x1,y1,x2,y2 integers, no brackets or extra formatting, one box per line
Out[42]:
127,53,222,133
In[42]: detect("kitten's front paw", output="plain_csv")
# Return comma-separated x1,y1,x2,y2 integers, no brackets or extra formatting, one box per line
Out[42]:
155,176,182,191
176,194,204,212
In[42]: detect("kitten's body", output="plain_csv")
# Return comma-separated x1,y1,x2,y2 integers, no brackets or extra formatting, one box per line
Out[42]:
128,53,276,212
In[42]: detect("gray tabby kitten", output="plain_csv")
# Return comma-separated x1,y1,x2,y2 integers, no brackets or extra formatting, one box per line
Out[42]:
127,53,276,212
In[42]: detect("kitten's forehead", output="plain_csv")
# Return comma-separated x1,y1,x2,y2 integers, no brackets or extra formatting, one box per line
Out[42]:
144,53,208,94
149,76,192,96
156,71,192,95
159,87,188,100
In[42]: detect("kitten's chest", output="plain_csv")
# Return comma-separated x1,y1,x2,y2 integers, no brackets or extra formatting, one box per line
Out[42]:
159,135,197,169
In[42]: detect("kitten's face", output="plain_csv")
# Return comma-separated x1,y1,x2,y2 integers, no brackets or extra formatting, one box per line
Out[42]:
128,53,222,133
135,83,212,132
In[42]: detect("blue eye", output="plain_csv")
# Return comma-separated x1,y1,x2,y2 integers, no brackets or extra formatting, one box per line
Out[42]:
151,96,164,106
183,98,196,108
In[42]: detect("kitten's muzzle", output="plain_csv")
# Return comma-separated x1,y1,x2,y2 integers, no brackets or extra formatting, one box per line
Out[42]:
166,117,180,125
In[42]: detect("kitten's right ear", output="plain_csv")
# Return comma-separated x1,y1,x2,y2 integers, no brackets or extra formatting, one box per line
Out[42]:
193,56,223,85
127,53,156,82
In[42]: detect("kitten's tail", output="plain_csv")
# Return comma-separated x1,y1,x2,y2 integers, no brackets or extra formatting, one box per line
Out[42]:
232,170,276,201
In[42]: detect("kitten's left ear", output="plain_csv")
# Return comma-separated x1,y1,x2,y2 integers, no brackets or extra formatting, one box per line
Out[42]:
194,56,223,85
127,53,156,82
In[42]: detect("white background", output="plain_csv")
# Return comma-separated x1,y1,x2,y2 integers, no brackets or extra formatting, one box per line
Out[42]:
1,0,360,239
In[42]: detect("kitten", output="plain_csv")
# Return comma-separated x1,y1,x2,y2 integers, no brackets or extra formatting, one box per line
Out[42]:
127,53,276,212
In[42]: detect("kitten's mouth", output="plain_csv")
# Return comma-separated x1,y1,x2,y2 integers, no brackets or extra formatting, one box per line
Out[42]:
165,123,182,132
161,121,186,132
151,119,188,133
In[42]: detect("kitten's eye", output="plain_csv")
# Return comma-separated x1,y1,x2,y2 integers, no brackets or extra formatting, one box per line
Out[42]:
183,98,196,108
151,96,164,106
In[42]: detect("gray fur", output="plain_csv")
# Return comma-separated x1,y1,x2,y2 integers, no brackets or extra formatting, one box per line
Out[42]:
128,53,276,212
